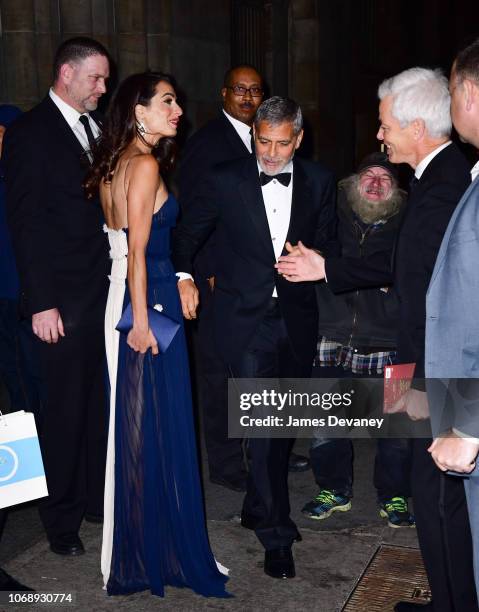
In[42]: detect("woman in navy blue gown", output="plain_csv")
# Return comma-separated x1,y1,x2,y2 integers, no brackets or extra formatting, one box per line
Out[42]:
85,72,229,598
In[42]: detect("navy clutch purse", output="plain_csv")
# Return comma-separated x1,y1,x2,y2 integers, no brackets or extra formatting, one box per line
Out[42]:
115,302,180,353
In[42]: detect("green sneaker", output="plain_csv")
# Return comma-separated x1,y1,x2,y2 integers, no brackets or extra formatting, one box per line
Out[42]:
379,496,415,528
302,489,351,520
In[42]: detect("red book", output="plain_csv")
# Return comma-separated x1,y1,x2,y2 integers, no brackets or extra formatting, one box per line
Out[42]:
383,363,416,413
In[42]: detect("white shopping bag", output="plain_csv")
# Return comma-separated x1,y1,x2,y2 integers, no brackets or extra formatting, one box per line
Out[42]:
0,410,48,509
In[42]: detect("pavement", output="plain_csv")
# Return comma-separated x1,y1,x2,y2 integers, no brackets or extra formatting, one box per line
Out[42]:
0,438,419,612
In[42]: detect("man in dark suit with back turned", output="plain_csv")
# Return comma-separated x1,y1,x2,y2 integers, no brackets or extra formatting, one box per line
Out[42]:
178,65,264,491
4,37,110,557
277,68,477,611
174,96,336,579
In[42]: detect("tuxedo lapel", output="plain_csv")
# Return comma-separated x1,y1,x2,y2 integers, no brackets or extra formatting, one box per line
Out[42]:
238,158,276,260
285,160,312,249
221,113,251,156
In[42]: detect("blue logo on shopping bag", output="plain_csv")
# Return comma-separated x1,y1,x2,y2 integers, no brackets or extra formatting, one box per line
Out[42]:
0,438,44,485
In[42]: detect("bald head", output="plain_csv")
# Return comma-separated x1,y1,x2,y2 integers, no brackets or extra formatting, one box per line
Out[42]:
221,65,263,126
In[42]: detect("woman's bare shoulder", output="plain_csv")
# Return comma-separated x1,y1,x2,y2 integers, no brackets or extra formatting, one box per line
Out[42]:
126,152,160,176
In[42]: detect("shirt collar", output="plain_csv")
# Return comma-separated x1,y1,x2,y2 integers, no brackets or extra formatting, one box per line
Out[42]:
223,109,252,142
415,141,451,179
49,88,86,128
471,160,479,183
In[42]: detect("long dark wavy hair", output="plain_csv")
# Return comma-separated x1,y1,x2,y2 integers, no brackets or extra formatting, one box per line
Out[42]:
84,71,178,199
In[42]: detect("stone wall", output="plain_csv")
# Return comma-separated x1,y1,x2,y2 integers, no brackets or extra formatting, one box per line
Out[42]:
0,0,231,136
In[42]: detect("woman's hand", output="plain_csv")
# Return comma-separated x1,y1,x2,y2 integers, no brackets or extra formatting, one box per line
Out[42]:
127,326,159,355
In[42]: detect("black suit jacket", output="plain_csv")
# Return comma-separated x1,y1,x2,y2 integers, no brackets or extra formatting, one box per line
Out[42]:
326,143,470,377
172,155,336,363
4,96,109,326
178,113,252,283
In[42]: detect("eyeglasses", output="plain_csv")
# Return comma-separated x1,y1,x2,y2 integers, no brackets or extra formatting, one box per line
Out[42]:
226,85,263,98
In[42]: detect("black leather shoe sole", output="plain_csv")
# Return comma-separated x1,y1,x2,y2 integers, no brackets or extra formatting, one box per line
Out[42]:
49,537,85,556
264,548,296,579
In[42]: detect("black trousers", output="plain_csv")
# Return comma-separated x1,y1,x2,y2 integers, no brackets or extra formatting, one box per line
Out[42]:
36,322,107,540
412,438,478,612
229,298,312,550
198,286,245,480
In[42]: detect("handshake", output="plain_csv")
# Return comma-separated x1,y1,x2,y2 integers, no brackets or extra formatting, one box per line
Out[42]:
275,241,326,282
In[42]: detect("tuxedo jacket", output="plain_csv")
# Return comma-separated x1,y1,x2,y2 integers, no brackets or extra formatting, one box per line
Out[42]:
326,143,470,377
4,96,109,327
178,112,252,283
172,154,336,363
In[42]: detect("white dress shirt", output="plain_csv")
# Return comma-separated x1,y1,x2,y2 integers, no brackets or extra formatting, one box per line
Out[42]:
471,160,479,183
259,161,293,297
49,88,100,159
415,141,452,179
223,110,252,153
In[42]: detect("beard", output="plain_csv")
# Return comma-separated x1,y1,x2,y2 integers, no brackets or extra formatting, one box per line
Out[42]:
342,174,403,224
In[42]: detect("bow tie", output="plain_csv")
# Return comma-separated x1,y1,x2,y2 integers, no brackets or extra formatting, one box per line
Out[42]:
260,171,291,187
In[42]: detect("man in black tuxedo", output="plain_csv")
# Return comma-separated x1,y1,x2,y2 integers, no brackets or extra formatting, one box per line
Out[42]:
4,38,110,556
178,65,264,491
173,96,336,578
277,68,477,611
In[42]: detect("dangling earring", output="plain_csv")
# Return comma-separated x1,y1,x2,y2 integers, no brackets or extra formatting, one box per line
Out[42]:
136,120,146,134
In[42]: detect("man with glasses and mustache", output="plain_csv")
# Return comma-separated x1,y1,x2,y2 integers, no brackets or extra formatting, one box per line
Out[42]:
178,65,264,493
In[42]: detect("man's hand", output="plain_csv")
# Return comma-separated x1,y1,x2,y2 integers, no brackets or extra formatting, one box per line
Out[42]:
429,431,479,473
275,241,326,282
32,308,65,344
177,279,199,320
388,388,430,420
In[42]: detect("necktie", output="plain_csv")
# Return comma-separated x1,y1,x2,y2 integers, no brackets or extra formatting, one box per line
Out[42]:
409,175,419,191
260,171,292,187
79,115,97,153
249,128,255,154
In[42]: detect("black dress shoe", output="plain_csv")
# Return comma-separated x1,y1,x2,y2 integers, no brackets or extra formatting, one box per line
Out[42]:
394,601,433,611
210,473,248,492
84,513,103,524
264,547,295,579
240,514,302,542
49,534,85,556
288,452,311,472
0,567,34,591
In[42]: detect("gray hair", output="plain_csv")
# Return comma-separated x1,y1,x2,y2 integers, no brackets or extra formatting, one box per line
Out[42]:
378,67,451,138
254,96,303,134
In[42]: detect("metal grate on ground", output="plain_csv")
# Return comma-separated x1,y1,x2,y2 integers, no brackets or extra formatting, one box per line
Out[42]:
342,544,431,611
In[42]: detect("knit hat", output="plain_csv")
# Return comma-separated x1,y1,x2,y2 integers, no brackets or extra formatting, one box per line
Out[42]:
357,152,398,181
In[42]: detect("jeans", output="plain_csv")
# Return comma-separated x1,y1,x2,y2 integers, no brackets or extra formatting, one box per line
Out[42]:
310,364,412,502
